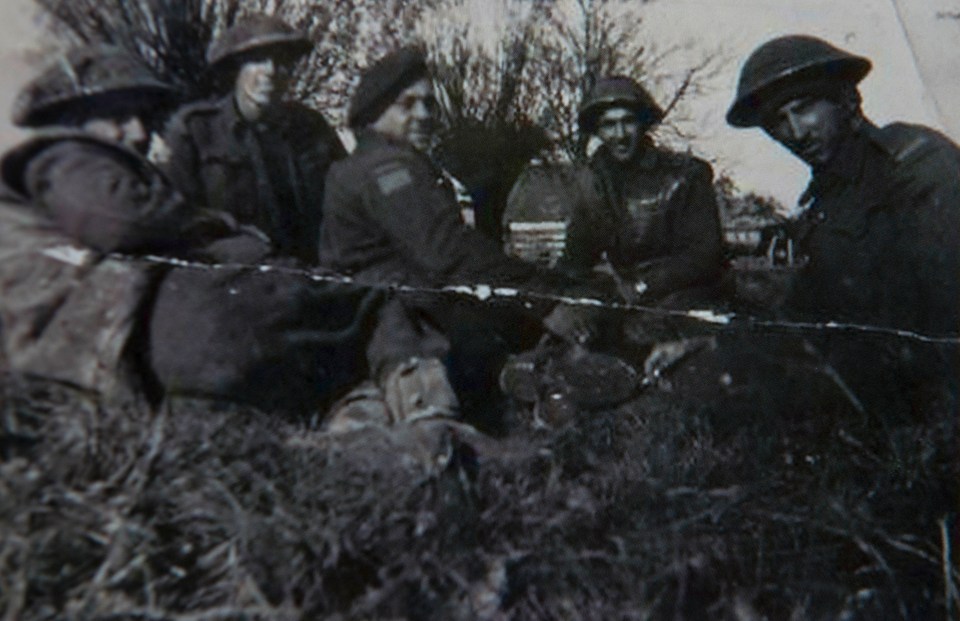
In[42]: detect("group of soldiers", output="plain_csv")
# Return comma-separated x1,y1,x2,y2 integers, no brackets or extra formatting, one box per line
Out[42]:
0,14,957,432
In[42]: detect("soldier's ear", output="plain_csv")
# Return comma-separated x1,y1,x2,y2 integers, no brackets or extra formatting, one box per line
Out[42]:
840,85,863,129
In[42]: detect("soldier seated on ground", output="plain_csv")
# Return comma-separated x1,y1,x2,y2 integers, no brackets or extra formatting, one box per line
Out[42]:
0,45,190,403
146,15,377,415
726,34,960,420
561,76,724,311
160,14,345,264
318,47,618,432
505,77,725,363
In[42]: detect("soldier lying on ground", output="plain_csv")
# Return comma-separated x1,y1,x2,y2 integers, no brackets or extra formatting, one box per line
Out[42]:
0,44,375,416
0,45,190,403
160,14,345,264
726,34,960,420
318,47,622,432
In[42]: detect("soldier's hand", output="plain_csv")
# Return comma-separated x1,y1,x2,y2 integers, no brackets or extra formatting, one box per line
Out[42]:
543,304,600,346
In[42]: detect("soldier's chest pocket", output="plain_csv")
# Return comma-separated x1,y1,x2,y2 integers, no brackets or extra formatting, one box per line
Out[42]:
624,196,668,238
198,151,254,206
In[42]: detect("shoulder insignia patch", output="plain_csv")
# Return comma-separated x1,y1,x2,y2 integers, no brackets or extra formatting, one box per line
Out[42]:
375,165,414,195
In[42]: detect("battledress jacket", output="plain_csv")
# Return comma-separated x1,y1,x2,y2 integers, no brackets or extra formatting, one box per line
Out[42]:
786,121,960,336
319,130,563,371
161,96,345,263
560,144,724,305
0,130,190,400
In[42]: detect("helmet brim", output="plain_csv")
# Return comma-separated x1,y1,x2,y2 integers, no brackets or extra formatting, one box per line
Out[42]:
726,56,870,128
13,83,179,128
207,35,312,71
578,98,665,135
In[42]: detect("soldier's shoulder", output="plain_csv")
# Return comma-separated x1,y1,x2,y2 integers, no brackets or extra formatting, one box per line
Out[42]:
164,97,229,134
875,122,960,165
274,101,343,151
329,138,421,194
169,97,224,121
654,147,714,179
357,136,426,171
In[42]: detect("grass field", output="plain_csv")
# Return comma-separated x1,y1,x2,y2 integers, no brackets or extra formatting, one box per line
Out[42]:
0,359,956,620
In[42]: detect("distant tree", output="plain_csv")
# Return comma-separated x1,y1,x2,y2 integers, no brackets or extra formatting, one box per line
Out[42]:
30,0,432,119
423,0,722,161
32,0,721,151
33,0,218,96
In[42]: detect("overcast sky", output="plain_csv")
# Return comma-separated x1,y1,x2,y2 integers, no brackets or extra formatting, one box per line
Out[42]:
1,0,956,208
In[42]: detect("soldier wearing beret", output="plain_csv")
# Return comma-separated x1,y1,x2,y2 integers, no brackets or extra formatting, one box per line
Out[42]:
562,76,724,309
319,47,597,427
0,45,189,401
728,35,960,418
161,14,345,264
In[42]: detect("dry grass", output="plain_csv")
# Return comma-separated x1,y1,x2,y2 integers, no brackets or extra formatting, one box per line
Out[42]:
0,365,956,620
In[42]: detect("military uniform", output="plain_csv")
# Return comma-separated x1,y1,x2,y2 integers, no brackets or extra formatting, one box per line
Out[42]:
787,122,960,334
562,143,723,305
726,35,960,420
320,130,547,373
160,14,344,264
161,97,344,263
0,47,184,402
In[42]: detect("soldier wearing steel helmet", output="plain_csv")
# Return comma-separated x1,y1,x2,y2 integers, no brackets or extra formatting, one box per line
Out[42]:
728,35,960,419
727,35,960,336
0,45,193,401
560,76,723,310
161,14,345,264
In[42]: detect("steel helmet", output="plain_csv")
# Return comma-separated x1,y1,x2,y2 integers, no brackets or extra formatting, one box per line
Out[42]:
578,76,664,134
727,35,871,128
12,45,177,128
207,15,312,71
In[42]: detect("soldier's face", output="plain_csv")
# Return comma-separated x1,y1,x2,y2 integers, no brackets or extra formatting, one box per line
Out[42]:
761,95,851,169
84,115,148,152
596,107,642,163
235,57,290,114
371,78,436,151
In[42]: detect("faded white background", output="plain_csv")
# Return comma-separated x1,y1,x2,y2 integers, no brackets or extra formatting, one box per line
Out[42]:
1,0,957,207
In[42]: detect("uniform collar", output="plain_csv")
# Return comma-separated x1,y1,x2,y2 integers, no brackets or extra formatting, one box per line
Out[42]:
220,94,285,136
355,128,424,155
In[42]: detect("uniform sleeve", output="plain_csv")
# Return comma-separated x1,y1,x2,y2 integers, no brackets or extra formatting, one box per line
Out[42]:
631,160,723,298
291,104,347,169
26,142,190,254
363,151,537,287
887,135,960,334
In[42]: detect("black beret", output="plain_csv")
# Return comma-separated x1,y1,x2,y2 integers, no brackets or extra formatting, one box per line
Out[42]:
348,47,428,129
